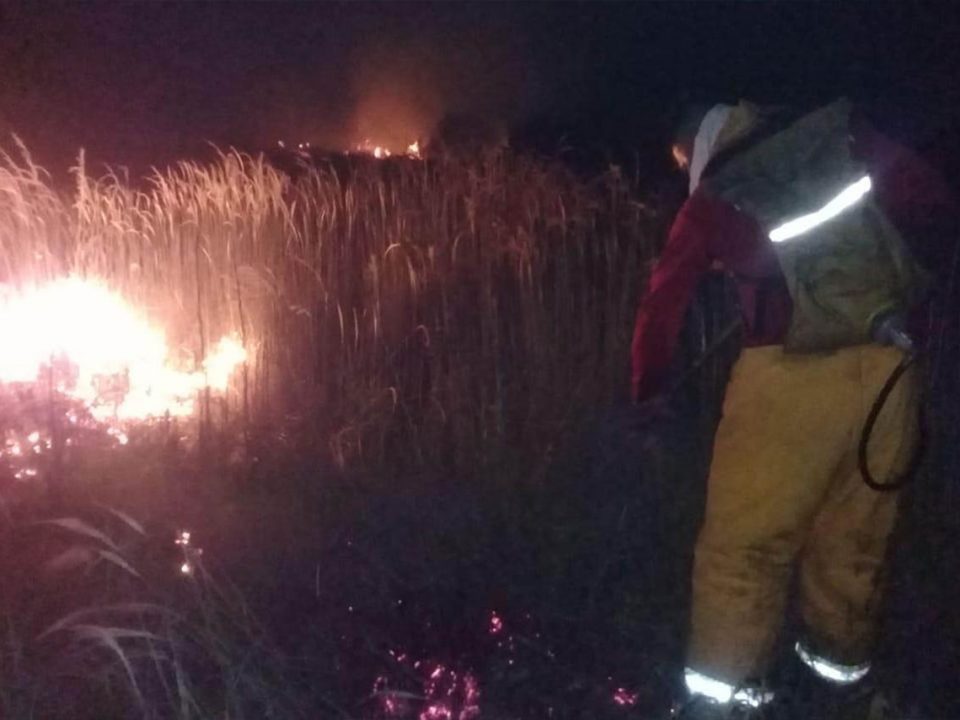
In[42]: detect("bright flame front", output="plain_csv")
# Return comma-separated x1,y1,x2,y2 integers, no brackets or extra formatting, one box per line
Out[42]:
0,277,246,422
354,138,422,159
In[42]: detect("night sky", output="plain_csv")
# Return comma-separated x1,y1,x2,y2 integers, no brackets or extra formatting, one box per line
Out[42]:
1,1,959,177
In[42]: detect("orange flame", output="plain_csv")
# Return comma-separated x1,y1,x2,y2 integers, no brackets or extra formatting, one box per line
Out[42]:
0,277,246,422
354,138,422,160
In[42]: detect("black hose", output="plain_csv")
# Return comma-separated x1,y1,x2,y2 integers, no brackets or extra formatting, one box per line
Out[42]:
859,352,923,492
662,294,923,493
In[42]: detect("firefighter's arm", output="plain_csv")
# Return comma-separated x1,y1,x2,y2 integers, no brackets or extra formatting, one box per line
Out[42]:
630,194,713,402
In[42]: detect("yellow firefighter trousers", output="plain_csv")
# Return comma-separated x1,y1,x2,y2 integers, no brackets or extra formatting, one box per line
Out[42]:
688,344,920,684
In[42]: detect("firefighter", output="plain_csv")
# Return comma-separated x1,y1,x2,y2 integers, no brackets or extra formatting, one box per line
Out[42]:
631,99,954,718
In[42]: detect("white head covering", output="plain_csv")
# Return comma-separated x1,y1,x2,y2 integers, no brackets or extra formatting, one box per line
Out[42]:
688,104,733,195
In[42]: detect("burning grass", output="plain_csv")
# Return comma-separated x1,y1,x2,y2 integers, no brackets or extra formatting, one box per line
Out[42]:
0,138,656,482
0,138,665,718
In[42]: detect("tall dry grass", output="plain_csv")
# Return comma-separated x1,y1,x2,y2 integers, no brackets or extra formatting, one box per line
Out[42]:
0,502,314,719
0,140,658,476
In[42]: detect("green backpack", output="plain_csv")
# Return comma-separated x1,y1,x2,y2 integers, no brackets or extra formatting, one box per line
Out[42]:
702,99,925,353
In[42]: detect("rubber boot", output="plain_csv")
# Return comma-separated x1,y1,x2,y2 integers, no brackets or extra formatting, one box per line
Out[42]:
770,651,887,720
670,697,748,720
670,694,775,720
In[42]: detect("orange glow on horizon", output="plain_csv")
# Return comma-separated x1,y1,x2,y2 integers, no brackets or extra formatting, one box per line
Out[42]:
354,138,422,159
